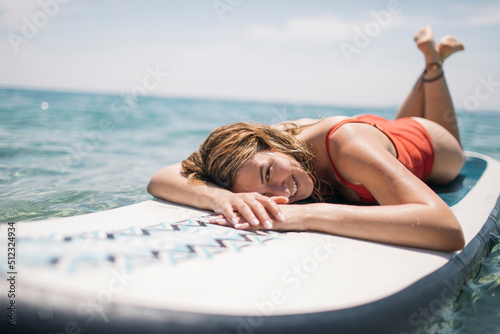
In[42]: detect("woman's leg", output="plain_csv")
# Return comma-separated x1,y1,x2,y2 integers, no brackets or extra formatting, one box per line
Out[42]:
415,26,462,145
410,27,466,183
395,28,464,122
397,26,464,145
394,73,425,119
395,27,433,120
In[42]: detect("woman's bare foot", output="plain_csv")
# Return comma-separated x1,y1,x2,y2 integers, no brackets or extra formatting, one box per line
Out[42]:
414,26,441,64
437,34,464,62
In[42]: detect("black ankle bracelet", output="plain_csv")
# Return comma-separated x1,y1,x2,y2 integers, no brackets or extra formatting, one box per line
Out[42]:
422,71,444,82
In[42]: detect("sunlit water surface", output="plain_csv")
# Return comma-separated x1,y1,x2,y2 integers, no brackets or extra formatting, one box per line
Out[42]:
0,88,499,333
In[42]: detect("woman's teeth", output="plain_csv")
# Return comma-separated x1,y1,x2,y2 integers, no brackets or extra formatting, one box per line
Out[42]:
291,178,297,197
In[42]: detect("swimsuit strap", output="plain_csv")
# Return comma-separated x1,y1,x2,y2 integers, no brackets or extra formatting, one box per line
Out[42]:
325,115,434,203
325,118,375,186
325,117,395,180
324,116,398,203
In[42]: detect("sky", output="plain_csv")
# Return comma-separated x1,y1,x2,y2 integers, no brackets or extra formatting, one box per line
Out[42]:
1,0,500,111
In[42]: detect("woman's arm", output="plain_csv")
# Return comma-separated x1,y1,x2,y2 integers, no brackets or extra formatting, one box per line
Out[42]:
271,199,464,251
147,163,287,227
226,124,465,252
312,124,464,251
227,196,464,251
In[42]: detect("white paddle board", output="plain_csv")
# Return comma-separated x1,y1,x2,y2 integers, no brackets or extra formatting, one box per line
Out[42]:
1,152,499,334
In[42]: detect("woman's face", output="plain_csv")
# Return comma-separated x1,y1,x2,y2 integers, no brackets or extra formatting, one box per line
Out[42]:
232,150,314,202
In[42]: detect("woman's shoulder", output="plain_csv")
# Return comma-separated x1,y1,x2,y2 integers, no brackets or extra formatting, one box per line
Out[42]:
294,116,353,143
319,116,354,130
300,116,353,135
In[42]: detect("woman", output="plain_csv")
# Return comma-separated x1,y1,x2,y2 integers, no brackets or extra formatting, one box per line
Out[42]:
148,26,466,252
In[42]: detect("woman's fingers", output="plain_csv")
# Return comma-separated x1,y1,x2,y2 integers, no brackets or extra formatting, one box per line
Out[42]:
234,198,270,228
214,203,239,226
271,196,289,205
244,194,287,228
267,196,288,221
212,192,287,229
234,222,251,229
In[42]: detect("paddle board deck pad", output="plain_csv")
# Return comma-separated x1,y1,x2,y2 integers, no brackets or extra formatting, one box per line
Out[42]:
1,152,499,334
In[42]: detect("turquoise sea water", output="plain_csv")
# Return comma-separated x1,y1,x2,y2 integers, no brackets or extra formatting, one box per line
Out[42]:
0,88,499,333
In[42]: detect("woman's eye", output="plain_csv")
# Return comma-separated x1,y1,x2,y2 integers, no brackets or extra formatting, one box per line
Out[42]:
266,167,270,182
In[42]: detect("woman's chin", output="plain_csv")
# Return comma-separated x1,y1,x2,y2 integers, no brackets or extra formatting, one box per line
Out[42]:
297,180,314,201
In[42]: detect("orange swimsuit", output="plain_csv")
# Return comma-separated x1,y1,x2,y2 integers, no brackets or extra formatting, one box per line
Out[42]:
325,115,435,203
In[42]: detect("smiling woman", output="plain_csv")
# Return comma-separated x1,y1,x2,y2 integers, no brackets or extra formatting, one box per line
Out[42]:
232,151,311,200
181,122,319,202
148,26,467,252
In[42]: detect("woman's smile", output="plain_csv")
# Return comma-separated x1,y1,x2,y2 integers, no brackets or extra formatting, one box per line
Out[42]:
291,177,298,197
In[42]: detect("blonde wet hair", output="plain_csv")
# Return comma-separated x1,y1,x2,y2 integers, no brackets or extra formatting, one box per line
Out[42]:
181,122,323,202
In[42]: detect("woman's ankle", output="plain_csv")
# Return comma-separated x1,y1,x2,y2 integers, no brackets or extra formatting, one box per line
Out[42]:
422,62,443,82
414,26,440,64
437,35,464,62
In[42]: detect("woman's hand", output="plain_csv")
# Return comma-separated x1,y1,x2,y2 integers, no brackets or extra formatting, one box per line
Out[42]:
210,192,289,229
210,203,308,232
